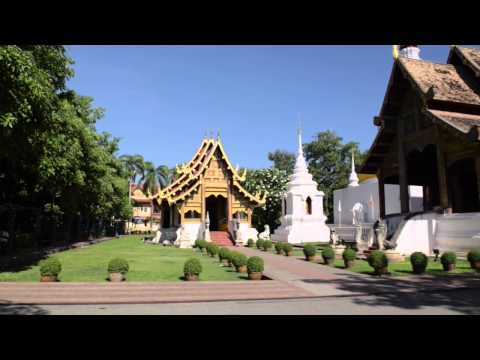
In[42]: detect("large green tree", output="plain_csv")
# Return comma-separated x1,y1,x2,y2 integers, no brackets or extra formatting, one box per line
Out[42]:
243,168,289,232
304,130,365,221
0,45,133,248
268,150,295,175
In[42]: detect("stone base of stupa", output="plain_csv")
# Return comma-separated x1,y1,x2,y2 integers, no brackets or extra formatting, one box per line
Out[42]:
271,217,330,244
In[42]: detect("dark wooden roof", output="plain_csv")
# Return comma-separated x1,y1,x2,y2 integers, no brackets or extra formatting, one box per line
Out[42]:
362,46,480,174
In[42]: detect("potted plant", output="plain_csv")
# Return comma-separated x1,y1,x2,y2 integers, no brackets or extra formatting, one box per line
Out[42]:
283,243,293,256
303,244,317,262
262,240,273,252
231,252,248,273
256,239,265,250
410,252,428,274
197,240,207,254
367,250,389,276
218,247,231,266
108,258,129,282
206,243,218,258
247,256,264,280
39,257,62,282
184,258,202,281
275,242,284,255
467,249,480,272
342,248,357,268
247,239,255,248
321,246,335,266
440,251,457,272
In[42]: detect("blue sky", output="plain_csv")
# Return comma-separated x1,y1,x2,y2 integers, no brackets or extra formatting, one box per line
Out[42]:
66,45,478,169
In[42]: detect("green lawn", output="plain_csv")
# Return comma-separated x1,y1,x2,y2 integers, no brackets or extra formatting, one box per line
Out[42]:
0,236,244,282
257,246,477,277
330,257,476,277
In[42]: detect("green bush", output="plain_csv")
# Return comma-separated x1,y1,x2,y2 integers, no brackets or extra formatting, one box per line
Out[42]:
256,239,265,250
441,252,457,265
410,252,428,267
247,256,264,273
197,240,208,252
283,243,293,255
107,258,129,274
342,248,357,261
39,257,62,277
367,251,388,271
275,242,284,254
263,240,273,251
303,244,316,257
218,247,230,261
231,252,248,267
321,246,335,260
206,243,219,257
247,239,255,248
467,249,480,263
184,258,202,275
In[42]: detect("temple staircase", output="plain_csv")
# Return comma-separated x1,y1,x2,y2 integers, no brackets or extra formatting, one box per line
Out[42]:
210,231,234,246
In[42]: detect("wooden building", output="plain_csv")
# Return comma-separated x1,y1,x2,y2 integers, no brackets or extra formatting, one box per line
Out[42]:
144,136,265,246
362,46,480,218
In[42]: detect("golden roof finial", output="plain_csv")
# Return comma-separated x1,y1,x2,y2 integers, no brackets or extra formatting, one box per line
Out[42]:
217,130,221,142
393,45,399,60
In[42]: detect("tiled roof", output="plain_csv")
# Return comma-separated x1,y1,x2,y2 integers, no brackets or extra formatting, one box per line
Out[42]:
427,109,480,135
399,57,480,106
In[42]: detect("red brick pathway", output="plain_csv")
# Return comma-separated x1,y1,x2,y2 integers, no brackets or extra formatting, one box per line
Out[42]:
0,281,315,305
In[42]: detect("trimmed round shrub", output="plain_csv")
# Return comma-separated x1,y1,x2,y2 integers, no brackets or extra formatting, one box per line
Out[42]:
467,249,480,263
262,240,273,251
206,243,219,257
231,252,248,268
410,252,428,272
283,243,293,255
367,251,388,273
108,258,129,274
39,257,62,277
184,258,202,276
247,239,255,248
247,256,264,273
218,247,230,261
303,244,317,258
197,240,208,252
342,248,357,262
321,246,335,260
440,251,457,266
275,242,284,254
256,239,265,250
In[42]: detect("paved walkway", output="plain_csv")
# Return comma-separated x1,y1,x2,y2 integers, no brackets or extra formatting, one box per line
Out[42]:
1,246,480,305
235,247,480,297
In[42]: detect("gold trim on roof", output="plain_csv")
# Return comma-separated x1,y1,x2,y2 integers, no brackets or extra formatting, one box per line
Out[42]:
153,137,263,206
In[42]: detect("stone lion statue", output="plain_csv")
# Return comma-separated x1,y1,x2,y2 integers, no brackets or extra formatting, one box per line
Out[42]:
258,225,270,241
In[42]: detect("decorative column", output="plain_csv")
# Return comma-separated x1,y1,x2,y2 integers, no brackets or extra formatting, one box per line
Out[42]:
378,169,386,219
435,126,450,212
476,156,480,208
398,121,410,214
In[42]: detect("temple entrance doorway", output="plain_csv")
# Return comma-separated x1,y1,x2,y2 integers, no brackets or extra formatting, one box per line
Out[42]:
161,201,171,228
206,195,228,231
448,158,480,213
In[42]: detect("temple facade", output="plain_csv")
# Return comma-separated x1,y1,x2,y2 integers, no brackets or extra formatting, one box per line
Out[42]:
149,136,265,247
361,45,480,255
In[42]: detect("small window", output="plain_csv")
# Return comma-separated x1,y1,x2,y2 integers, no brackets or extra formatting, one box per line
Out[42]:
306,197,312,215
283,198,287,215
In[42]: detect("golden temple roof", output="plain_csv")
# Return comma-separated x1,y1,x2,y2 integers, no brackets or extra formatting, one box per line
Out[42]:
152,137,265,206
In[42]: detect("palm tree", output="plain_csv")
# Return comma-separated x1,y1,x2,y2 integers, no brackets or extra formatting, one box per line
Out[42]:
156,165,175,189
140,161,158,196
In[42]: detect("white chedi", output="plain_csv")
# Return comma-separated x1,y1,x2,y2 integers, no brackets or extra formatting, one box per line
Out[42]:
271,129,330,244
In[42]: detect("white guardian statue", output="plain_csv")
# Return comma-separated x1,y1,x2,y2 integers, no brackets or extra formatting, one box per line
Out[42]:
271,128,330,244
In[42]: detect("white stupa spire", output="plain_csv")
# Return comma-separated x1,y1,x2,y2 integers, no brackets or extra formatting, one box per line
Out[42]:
289,126,317,190
348,149,359,187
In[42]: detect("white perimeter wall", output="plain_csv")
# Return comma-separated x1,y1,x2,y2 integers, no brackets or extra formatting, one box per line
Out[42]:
333,179,423,225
